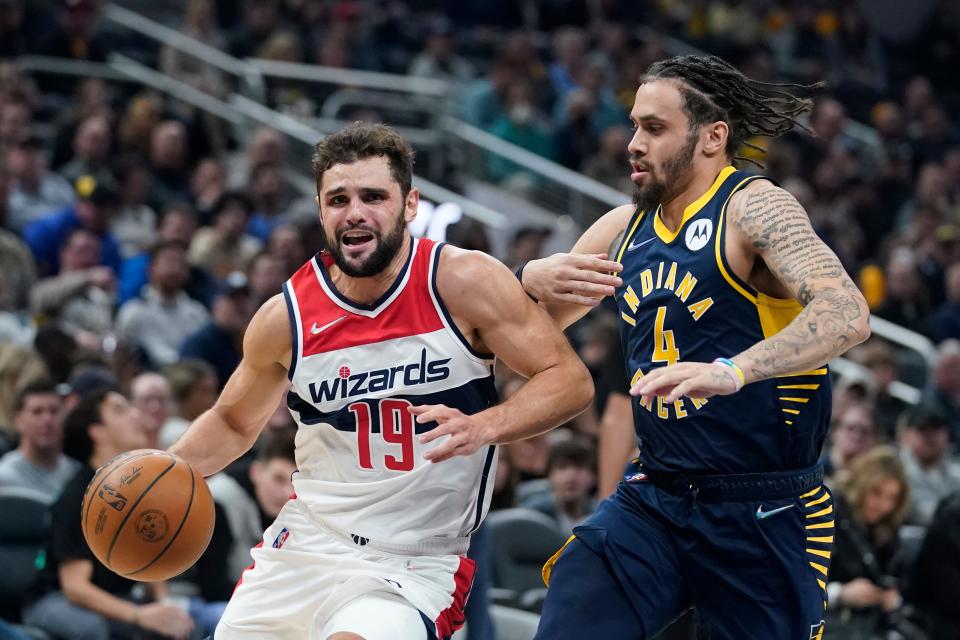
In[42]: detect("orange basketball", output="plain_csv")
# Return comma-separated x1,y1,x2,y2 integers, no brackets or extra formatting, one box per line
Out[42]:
81,449,215,582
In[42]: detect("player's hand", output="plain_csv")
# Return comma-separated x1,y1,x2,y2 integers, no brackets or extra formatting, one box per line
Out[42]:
631,362,738,404
839,578,884,609
135,602,194,639
410,404,494,464
522,253,622,306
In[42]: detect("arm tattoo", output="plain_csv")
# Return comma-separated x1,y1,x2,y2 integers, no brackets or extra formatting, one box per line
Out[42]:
728,185,869,381
608,228,626,260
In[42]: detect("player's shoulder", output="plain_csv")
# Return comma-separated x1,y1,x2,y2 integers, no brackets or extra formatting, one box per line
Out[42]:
243,293,292,366
436,243,510,286
727,176,785,214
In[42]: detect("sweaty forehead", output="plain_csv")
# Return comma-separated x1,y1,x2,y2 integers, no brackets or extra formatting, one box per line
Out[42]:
631,79,686,121
320,156,397,194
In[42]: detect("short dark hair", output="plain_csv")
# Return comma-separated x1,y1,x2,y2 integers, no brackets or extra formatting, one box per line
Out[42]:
257,430,296,464
164,359,217,403
311,122,415,197
547,439,595,474
14,379,59,413
212,191,254,219
149,239,188,263
62,386,114,463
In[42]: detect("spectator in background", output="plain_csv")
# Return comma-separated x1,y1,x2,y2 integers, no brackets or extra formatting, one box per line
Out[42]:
247,162,295,241
116,91,162,159
921,339,960,439
859,339,911,438
548,27,587,101
189,191,261,279
905,489,960,638
506,226,550,270
30,228,114,351
130,372,174,450
0,380,76,501
522,439,597,535
459,60,512,130
24,387,195,640
179,272,252,387
487,82,555,187
23,180,122,277
874,248,931,328
0,344,48,448
553,88,598,170
898,407,960,526
5,134,75,233
58,114,112,188
227,0,281,59
115,241,209,367
246,250,285,307
158,359,218,448
118,203,215,306
581,125,632,194
824,402,879,481
0,214,37,314
826,446,911,639
190,157,227,224
111,158,157,259
229,126,284,190
927,261,960,342
408,21,475,83
0,92,31,153
148,120,191,212
160,0,227,97
39,0,109,63
266,223,308,278
208,431,296,581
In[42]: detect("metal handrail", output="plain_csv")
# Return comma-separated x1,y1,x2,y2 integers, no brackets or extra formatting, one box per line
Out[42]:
444,117,629,208
225,95,510,229
246,58,451,97
16,55,132,81
102,3,266,101
830,357,921,405
869,315,937,370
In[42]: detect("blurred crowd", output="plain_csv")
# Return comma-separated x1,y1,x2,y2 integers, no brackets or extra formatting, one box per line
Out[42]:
0,0,959,639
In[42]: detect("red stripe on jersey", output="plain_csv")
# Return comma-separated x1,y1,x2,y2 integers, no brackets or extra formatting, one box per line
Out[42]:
288,239,447,356
434,556,476,637
232,541,264,595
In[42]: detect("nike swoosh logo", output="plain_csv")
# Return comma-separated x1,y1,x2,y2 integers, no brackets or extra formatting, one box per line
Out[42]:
311,316,347,335
756,504,795,520
627,237,655,251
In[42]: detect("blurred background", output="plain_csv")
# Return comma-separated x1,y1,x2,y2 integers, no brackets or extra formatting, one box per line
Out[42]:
0,0,959,639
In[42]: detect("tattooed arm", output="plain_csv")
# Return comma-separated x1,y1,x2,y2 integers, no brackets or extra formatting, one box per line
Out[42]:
727,180,871,382
632,180,870,403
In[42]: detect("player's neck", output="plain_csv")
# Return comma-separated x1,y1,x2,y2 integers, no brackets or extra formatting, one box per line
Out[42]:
659,160,730,231
329,235,412,305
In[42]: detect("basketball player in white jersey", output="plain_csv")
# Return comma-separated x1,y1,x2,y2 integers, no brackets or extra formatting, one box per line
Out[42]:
169,122,594,640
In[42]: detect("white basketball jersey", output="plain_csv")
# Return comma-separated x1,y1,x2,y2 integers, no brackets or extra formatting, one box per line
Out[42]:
281,237,498,552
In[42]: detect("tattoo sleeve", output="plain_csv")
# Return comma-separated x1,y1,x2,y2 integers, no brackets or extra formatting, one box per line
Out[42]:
727,184,871,383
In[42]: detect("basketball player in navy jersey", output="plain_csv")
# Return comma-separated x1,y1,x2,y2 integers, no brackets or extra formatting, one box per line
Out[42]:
170,122,593,640
520,55,871,639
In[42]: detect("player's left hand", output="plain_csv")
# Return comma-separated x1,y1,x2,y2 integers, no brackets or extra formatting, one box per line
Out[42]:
631,362,738,404
410,404,493,464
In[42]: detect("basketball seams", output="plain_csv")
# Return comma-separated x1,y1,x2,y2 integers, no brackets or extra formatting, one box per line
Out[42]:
105,457,178,566
124,461,198,578
82,450,161,540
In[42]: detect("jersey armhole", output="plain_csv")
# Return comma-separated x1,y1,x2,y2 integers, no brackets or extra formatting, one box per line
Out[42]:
428,242,496,363
281,281,302,381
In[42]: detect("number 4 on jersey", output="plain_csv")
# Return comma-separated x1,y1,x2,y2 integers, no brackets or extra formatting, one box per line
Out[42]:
348,399,415,472
652,306,680,366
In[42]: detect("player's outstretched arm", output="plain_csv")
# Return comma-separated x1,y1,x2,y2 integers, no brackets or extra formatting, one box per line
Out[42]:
519,204,632,329
169,294,291,476
413,248,595,463
633,181,870,403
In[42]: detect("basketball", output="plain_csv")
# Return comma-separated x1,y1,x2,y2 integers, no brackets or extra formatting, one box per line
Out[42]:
81,449,215,582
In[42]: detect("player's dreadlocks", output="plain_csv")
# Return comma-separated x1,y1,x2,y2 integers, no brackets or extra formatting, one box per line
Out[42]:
644,55,822,167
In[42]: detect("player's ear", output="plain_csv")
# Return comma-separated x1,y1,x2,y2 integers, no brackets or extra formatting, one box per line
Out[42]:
404,187,420,223
702,121,728,158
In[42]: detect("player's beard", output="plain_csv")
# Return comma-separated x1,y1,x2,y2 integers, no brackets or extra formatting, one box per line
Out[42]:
632,129,698,213
325,207,407,278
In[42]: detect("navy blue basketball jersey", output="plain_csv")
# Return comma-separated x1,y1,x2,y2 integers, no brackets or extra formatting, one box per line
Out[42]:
614,166,831,474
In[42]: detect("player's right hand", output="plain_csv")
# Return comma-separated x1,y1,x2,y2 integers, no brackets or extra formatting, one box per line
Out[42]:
411,404,494,464
135,602,195,639
522,253,622,306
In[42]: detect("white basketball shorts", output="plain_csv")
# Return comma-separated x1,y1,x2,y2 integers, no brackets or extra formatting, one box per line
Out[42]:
214,497,474,640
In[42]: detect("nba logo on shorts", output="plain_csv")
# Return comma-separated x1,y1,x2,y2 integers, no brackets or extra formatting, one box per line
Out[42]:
272,527,290,549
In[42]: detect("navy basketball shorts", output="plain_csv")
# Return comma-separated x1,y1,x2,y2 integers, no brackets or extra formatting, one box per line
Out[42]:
535,462,832,640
